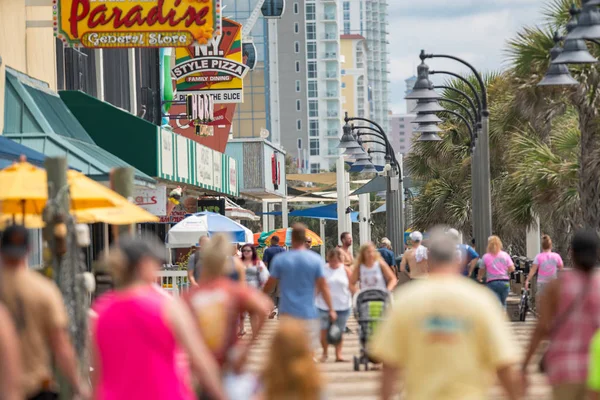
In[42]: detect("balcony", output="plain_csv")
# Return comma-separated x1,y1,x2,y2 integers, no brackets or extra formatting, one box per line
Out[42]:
323,33,338,40
322,14,337,21
325,130,339,138
324,91,339,98
322,52,338,60
326,111,339,118
325,71,337,79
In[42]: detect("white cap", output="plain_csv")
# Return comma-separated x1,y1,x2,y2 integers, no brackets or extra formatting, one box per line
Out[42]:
410,231,423,242
447,228,460,239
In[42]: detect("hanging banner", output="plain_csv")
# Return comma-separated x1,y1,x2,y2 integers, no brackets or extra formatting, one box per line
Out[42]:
54,0,222,48
172,18,247,103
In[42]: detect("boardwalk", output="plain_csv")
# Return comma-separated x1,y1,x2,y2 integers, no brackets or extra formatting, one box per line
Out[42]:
245,316,551,399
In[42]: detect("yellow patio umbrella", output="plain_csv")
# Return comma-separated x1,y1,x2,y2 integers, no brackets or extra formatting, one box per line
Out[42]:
0,161,116,215
0,161,158,226
0,214,45,230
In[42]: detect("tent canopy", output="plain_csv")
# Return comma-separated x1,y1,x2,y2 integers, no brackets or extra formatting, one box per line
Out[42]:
166,212,253,248
261,203,359,222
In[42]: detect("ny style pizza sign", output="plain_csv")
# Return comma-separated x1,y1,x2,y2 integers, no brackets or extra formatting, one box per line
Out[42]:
54,0,221,48
172,18,248,103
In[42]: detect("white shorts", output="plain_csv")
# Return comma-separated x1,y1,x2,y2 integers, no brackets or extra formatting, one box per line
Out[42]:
280,316,320,350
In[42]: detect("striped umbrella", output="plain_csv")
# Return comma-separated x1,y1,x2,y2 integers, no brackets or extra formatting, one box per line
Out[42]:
254,228,323,248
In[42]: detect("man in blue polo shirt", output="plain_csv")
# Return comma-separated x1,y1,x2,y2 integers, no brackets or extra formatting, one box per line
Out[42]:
448,228,479,279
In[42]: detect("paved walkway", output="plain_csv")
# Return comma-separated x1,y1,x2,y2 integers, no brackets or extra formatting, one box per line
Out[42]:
245,316,550,399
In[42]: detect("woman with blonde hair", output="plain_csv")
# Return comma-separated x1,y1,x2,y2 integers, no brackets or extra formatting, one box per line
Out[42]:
478,235,515,307
350,242,397,291
259,319,325,400
183,234,272,400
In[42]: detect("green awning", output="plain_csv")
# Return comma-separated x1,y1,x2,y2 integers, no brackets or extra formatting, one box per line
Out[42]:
59,90,158,177
2,67,155,187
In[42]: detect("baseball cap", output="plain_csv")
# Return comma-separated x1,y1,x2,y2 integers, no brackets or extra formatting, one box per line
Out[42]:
0,225,29,259
410,231,423,242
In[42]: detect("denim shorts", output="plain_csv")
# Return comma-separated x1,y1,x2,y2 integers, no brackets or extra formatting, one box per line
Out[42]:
318,308,350,332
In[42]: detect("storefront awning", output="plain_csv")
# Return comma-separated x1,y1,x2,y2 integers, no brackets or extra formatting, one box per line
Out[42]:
61,91,239,197
2,67,155,187
0,136,46,169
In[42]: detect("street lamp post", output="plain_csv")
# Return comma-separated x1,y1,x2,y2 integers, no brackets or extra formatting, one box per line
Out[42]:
339,113,405,257
407,50,491,250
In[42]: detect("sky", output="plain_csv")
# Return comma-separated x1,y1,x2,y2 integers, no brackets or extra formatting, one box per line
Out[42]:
389,0,548,114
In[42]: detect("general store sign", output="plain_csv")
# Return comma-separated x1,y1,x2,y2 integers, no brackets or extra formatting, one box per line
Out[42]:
172,18,247,103
54,0,221,48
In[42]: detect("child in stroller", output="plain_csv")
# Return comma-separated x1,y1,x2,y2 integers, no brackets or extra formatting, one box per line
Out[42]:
352,288,392,371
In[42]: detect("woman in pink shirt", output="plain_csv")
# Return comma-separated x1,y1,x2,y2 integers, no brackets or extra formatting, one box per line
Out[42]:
526,235,564,298
91,236,225,400
478,235,515,308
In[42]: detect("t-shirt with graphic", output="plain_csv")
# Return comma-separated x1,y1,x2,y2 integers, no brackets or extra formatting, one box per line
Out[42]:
183,277,253,366
533,251,563,283
370,276,518,400
482,251,514,282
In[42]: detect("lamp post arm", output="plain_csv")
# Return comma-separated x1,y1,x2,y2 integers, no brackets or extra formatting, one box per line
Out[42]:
438,110,475,150
368,149,388,156
437,98,476,125
346,115,399,167
421,50,488,110
433,85,478,122
429,70,482,118
359,138,388,148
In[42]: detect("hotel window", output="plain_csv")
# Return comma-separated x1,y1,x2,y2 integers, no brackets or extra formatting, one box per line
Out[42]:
307,61,317,78
307,43,316,59
294,41,300,53
308,81,318,98
296,99,301,111
295,80,301,92
294,22,300,34
343,1,350,11
295,61,301,72
310,139,320,156
309,120,319,136
310,163,320,174
306,4,315,20
297,119,302,130
294,2,299,14
309,100,318,117
306,23,316,40
344,21,350,34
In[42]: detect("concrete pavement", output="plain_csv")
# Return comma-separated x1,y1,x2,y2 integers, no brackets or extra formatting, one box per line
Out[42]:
245,317,550,399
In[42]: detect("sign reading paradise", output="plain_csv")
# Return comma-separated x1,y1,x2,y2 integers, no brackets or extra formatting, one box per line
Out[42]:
172,18,248,103
54,0,221,48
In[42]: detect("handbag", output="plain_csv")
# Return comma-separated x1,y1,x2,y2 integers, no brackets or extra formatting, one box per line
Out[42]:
539,280,590,373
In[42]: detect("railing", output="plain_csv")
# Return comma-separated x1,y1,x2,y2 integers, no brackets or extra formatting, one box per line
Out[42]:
325,91,338,97
323,52,338,59
156,270,189,296
323,33,337,40
326,71,337,78
322,14,336,21
326,130,339,136
327,111,339,117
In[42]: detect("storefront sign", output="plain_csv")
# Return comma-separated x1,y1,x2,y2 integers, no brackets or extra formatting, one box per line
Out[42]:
55,0,221,48
229,158,237,192
197,198,225,215
173,18,247,103
196,144,213,187
213,151,222,191
186,93,214,122
134,185,167,216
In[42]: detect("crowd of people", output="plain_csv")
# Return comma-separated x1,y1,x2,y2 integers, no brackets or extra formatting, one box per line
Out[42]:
2,220,600,400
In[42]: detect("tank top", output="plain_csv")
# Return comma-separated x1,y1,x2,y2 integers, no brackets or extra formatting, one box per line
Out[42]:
93,288,194,400
316,264,351,311
359,261,387,291
228,257,240,281
245,261,266,289
534,251,563,283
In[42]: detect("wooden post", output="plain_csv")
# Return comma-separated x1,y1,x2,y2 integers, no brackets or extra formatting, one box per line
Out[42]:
110,167,135,241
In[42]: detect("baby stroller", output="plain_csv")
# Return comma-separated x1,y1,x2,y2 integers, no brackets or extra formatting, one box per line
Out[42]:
352,288,392,371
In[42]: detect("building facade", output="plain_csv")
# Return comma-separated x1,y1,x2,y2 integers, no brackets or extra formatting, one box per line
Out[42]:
276,1,309,171
339,0,390,134
305,0,343,173
390,113,416,155
404,75,417,113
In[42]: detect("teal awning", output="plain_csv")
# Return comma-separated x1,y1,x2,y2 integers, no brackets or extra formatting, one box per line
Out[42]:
2,67,155,187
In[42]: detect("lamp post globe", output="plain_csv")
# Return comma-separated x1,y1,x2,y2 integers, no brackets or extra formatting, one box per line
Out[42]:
411,99,446,114
404,61,441,100
338,123,360,149
412,113,443,124
566,0,600,40
553,6,598,64
538,32,580,86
